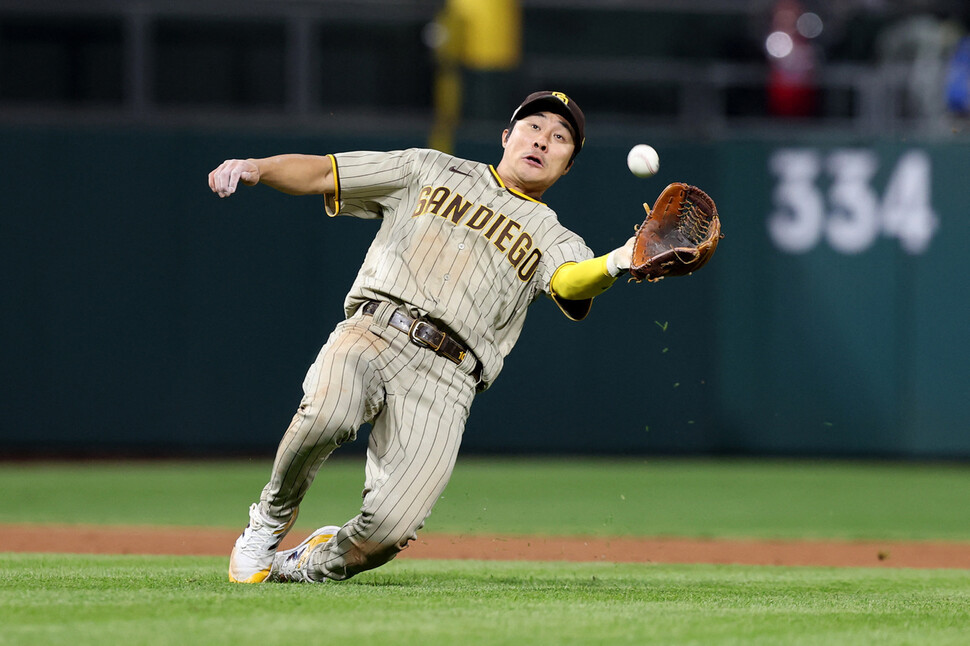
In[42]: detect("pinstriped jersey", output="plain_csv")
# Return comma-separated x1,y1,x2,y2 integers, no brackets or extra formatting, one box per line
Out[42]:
325,148,594,388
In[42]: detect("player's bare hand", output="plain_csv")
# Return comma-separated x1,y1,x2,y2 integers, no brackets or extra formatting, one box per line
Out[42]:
208,159,260,198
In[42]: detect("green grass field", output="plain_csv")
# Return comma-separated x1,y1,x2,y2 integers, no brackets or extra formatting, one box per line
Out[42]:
1,458,969,645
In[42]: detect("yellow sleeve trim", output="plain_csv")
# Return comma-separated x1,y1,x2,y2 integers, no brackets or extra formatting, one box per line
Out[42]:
550,256,617,301
324,153,340,217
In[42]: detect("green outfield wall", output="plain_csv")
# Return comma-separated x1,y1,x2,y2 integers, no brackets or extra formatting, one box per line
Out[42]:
1,126,966,458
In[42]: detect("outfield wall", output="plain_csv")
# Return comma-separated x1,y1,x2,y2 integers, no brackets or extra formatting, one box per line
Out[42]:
1,126,966,458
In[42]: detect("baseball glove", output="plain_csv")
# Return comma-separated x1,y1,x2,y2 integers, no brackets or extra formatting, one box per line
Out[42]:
629,182,722,283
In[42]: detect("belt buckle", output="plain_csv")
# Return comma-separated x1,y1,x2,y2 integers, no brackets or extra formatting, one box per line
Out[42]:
408,319,444,352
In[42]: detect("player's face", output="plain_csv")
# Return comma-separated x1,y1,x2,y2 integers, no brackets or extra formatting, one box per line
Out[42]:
497,112,576,198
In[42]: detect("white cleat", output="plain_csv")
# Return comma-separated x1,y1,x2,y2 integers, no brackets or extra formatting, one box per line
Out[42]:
268,525,340,583
228,503,299,583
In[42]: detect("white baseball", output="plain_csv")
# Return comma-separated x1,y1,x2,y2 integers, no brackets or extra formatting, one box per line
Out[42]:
627,144,660,178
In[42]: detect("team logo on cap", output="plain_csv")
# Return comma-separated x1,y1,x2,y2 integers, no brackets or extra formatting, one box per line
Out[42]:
552,91,569,105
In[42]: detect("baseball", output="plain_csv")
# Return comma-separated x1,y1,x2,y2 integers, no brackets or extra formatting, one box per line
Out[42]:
627,144,660,178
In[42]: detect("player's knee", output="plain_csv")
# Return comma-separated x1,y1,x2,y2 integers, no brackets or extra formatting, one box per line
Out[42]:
296,349,379,441
315,521,415,581
287,396,358,448
373,513,424,556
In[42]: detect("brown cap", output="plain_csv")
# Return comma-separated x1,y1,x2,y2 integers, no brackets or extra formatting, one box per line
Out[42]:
509,91,585,159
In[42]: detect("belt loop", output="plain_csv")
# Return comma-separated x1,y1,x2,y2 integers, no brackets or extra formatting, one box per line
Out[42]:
367,301,396,332
457,349,477,376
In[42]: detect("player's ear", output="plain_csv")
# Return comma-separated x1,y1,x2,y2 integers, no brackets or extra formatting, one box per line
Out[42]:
561,152,575,176
501,129,510,147
561,143,577,175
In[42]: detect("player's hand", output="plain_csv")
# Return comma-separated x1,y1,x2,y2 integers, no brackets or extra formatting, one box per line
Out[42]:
605,235,636,277
612,236,636,270
208,159,260,198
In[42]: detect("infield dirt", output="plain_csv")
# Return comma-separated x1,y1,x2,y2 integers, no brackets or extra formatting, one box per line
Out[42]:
2,524,969,569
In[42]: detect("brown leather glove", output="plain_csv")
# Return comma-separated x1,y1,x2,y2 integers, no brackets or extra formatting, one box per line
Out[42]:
629,182,723,283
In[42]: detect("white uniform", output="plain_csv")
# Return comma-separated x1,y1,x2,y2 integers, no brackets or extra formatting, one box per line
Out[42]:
259,148,594,580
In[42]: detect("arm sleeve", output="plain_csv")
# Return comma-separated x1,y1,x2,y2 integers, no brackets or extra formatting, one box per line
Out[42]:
550,256,618,300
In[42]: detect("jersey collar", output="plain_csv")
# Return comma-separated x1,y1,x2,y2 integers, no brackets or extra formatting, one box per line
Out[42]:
488,166,545,205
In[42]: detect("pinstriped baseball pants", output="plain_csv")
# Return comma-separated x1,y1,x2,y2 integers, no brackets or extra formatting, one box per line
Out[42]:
258,300,478,581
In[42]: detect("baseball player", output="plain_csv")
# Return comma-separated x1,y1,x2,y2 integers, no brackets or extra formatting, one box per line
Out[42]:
209,91,636,583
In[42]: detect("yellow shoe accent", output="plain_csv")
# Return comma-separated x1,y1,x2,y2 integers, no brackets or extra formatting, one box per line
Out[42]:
228,544,273,583
270,525,340,582
228,567,269,583
296,533,335,568
227,504,300,583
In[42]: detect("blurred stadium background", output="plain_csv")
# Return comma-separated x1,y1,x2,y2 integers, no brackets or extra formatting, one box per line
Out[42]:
1,0,968,460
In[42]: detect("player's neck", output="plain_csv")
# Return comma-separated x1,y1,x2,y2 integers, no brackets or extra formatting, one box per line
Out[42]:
493,162,546,200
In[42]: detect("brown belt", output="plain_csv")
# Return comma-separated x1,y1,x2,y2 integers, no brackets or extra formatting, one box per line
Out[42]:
362,301,482,382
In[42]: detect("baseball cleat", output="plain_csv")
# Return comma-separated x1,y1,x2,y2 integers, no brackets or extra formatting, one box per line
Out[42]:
268,525,340,583
228,503,299,583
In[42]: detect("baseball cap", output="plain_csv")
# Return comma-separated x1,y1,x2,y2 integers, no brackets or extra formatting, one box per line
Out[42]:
509,90,585,158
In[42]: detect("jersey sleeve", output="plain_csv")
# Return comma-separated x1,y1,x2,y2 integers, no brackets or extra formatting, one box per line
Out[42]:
324,149,420,220
538,231,596,321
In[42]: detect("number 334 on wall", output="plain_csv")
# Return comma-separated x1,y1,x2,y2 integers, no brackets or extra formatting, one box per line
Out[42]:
768,148,938,255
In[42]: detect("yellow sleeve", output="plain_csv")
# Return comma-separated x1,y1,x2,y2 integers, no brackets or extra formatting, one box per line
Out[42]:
547,256,617,322
551,256,618,300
